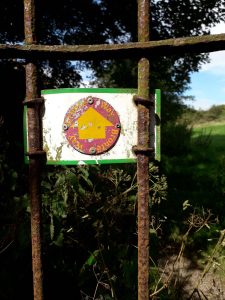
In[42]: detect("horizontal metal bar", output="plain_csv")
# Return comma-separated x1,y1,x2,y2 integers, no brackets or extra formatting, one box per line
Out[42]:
25,150,46,158
132,145,154,155
0,33,225,60
23,97,44,106
133,95,154,107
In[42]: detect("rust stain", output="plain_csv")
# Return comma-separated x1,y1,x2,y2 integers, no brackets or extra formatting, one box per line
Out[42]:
137,1,150,300
24,1,44,300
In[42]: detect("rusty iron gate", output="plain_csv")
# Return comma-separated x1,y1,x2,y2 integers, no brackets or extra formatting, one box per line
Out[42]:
1,0,225,299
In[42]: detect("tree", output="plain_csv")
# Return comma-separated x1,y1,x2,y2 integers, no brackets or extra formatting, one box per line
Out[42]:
1,0,224,96
89,0,225,122
0,1,225,299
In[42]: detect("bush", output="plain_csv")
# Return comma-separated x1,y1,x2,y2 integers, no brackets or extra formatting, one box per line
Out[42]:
161,121,193,157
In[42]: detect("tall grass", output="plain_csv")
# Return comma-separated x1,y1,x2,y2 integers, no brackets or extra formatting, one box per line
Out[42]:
193,123,225,154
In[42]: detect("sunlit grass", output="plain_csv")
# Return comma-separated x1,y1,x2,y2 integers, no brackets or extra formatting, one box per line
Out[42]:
193,122,225,153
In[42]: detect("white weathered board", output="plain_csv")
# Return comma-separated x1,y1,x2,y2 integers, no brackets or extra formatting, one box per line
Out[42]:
24,88,160,165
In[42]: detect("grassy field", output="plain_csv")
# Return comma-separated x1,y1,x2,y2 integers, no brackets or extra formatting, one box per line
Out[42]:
160,110,225,297
191,121,225,278
193,121,225,155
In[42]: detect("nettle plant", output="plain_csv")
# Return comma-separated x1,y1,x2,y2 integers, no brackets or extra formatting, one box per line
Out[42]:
40,163,167,298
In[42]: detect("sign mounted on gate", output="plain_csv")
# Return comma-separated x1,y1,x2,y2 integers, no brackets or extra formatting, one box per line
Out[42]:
63,96,121,155
24,88,160,165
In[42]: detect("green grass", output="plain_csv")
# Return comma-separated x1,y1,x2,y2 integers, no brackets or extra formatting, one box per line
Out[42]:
186,122,225,201
193,122,225,154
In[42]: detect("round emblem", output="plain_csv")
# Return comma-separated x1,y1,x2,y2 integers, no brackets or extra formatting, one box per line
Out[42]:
63,96,121,155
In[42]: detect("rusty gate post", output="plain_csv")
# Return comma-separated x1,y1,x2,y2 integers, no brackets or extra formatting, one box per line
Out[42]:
24,1,45,300
136,0,150,299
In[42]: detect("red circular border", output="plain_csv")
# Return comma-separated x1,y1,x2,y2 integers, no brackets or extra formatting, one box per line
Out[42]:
63,96,121,155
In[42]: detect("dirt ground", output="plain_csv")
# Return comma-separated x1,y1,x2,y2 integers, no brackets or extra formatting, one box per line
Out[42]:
158,254,225,299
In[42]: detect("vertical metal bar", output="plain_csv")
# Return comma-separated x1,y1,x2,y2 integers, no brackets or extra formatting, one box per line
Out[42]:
155,89,161,162
137,0,150,299
24,1,44,300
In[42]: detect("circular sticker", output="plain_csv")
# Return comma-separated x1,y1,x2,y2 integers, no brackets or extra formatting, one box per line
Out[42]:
63,96,121,155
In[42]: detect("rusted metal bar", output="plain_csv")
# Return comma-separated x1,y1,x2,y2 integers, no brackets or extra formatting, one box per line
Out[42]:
133,95,154,107
0,33,225,60
24,1,44,300
137,0,150,299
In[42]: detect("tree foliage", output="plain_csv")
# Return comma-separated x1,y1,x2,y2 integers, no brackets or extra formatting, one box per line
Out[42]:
1,0,224,95
1,1,225,299
86,0,225,120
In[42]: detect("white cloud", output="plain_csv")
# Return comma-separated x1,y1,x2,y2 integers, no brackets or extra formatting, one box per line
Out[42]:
210,22,225,35
183,22,225,109
201,51,225,74
186,97,215,110
185,87,212,110
200,22,225,75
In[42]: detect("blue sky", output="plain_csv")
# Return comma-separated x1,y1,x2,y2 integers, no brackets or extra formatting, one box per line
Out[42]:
81,23,225,111
186,22,225,110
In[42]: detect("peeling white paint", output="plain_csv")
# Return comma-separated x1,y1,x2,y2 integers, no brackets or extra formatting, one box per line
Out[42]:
41,90,138,164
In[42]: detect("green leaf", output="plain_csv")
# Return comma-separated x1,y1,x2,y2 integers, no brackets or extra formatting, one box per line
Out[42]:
50,214,54,240
52,231,64,247
183,200,191,211
84,250,100,267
